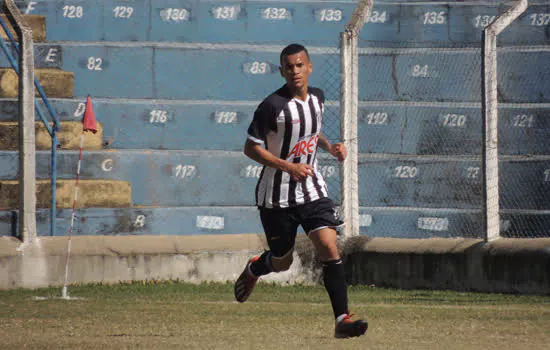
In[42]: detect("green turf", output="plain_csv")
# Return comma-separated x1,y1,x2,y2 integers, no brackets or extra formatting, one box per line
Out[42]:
1,281,549,349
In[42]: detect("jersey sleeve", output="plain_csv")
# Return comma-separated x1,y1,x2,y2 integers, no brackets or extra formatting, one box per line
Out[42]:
311,87,325,105
317,89,325,105
247,101,277,144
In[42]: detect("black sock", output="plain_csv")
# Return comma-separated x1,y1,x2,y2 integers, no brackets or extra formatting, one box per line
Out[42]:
323,259,349,320
249,251,272,277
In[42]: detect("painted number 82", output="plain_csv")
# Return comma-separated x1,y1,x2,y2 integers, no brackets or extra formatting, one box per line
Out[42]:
87,57,103,71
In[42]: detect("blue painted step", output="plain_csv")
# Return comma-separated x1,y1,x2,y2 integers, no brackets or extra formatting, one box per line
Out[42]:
360,103,550,156
17,1,550,47
2,99,548,156
499,159,550,211
0,206,264,236
0,150,341,207
52,44,550,103
358,207,550,238
358,207,482,238
357,157,550,209
1,206,547,238
0,150,548,209
0,43,62,68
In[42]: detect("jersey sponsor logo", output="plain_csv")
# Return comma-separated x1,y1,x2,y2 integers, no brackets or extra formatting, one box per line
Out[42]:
287,134,319,159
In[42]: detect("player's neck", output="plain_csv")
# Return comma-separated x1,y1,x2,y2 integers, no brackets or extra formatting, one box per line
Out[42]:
288,85,308,102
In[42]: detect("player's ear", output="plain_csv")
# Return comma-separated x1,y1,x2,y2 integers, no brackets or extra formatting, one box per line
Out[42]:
308,61,313,74
279,65,284,78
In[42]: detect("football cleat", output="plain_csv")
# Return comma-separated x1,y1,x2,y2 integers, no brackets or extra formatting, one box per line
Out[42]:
234,256,260,303
334,313,368,339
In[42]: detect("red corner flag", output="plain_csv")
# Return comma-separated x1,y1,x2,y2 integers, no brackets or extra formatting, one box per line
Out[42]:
82,96,98,133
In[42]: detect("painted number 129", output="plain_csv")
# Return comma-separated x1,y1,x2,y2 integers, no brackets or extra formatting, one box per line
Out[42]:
113,6,133,18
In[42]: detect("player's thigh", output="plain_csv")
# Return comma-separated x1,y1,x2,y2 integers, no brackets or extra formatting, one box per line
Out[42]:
298,198,344,261
259,207,299,258
299,198,344,235
308,227,339,261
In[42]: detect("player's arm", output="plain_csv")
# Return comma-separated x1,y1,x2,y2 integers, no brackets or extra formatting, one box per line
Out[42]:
318,133,347,161
244,139,313,181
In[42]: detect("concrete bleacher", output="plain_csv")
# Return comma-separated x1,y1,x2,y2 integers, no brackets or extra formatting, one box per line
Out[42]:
15,44,544,101
0,98,547,155
11,1,550,47
0,0,548,239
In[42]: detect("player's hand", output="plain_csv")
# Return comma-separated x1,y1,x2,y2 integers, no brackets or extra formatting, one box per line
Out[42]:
287,163,314,181
331,143,347,161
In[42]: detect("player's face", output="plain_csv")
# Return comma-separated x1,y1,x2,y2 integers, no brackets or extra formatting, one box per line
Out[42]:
280,51,313,92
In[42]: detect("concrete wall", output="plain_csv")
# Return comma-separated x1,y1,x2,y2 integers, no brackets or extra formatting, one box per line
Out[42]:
0,234,319,289
2,235,549,295
343,237,550,294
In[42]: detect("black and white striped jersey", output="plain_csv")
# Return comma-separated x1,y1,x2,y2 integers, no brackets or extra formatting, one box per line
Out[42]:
247,85,329,209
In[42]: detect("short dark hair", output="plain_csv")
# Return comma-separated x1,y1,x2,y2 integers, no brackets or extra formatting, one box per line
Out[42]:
280,44,309,65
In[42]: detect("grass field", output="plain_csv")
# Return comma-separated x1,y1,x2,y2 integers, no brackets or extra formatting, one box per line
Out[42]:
1,281,549,349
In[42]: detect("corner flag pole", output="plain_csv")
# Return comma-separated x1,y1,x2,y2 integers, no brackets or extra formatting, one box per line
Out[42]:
62,96,97,299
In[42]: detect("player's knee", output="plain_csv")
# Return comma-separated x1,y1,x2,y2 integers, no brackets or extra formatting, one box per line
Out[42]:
270,250,294,272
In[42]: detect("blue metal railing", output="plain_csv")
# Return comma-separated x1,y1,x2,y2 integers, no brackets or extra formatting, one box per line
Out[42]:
0,16,60,237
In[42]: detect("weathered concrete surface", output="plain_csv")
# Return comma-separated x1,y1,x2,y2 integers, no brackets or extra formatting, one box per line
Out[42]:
0,14,46,42
0,179,131,208
0,68,73,98
0,234,318,289
0,121,103,150
342,237,550,295
1,235,549,294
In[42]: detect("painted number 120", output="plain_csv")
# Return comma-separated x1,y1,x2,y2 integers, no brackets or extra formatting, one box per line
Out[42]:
394,165,418,178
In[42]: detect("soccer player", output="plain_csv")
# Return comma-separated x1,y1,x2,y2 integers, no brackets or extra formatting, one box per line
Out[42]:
234,43,368,339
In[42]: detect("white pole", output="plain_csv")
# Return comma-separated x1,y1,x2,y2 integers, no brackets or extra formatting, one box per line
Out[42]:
481,0,528,242
340,31,355,238
9,0,37,243
62,133,85,298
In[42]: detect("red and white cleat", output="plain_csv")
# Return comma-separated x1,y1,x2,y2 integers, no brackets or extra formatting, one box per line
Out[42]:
334,313,368,339
234,256,260,303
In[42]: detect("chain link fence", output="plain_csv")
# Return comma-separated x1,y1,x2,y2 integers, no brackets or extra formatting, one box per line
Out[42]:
352,32,550,238
356,46,485,238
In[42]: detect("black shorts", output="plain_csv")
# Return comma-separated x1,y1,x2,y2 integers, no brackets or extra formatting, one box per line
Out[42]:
259,197,344,258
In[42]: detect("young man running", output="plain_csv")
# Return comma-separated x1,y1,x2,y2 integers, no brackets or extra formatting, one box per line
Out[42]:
234,43,368,339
